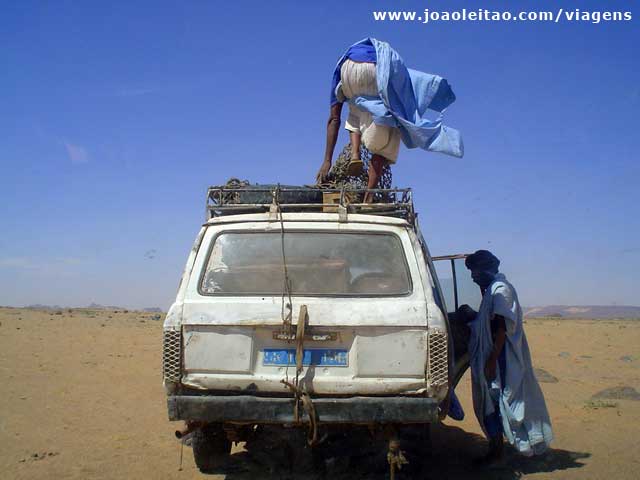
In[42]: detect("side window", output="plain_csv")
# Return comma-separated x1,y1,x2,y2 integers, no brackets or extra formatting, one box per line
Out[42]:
433,260,455,313
432,255,482,313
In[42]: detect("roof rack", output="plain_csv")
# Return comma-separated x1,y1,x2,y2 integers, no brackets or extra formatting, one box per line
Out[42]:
205,185,415,224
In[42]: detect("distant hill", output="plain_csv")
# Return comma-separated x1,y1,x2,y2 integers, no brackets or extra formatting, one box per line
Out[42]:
24,303,144,312
525,305,640,319
86,303,124,310
26,304,62,310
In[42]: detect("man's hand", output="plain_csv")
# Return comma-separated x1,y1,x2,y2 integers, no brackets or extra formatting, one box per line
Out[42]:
315,160,332,184
484,357,497,382
318,103,343,185
457,304,477,324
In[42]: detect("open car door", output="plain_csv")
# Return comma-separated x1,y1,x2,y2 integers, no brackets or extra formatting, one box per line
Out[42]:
432,254,483,388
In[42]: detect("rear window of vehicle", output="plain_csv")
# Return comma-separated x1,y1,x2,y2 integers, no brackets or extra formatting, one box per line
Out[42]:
200,231,411,296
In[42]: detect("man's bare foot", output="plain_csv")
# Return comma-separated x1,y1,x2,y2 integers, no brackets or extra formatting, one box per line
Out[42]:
473,436,505,467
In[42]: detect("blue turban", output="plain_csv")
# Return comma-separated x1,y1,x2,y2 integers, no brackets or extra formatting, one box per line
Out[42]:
465,250,500,273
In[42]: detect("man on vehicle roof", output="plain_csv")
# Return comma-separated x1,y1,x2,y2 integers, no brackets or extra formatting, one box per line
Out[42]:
461,250,553,465
316,37,463,202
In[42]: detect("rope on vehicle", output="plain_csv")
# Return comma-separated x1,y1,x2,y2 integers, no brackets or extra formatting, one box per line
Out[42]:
274,189,318,445
281,304,319,446
274,186,293,337
281,382,319,447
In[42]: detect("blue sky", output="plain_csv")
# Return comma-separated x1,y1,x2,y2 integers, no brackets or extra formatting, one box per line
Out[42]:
1,0,638,309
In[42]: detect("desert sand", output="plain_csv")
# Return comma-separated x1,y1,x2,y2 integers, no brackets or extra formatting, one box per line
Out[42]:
1,306,638,479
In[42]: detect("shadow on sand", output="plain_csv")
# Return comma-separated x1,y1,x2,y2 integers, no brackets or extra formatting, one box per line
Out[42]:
422,423,590,480
214,423,589,479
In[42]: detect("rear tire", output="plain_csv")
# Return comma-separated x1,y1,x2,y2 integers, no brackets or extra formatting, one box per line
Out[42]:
192,424,231,474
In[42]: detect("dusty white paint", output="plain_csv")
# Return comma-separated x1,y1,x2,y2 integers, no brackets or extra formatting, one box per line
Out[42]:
182,221,431,328
183,328,254,373
178,325,437,396
164,214,450,399
204,212,410,227
181,373,432,396
355,330,427,377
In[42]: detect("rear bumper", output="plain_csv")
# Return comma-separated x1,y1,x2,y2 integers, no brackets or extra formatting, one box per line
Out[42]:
168,395,439,424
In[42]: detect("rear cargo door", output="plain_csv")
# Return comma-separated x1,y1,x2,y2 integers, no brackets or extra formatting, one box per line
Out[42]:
178,221,433,395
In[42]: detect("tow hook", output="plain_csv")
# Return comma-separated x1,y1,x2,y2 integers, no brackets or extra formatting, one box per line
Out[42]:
387,438,409,480
175,421,201,440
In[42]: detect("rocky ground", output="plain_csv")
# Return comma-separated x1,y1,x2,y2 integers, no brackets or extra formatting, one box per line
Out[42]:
1,307,638,479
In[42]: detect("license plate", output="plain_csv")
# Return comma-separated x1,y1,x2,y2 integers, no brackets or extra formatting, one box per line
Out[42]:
262,349,348,367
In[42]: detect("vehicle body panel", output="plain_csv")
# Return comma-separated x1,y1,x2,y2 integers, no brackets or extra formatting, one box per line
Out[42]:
164,211,455,417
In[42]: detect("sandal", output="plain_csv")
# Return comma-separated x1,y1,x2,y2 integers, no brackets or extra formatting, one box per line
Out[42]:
346,158,363,176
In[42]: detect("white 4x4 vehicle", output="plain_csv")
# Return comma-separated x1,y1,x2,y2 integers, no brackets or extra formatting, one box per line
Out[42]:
163,185,479,473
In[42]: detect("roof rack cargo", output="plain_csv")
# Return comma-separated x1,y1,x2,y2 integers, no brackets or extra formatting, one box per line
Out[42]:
205,185,415,223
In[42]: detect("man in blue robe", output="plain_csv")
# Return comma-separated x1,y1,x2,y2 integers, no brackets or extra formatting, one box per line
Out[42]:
462,250,553,465
316,38,463,202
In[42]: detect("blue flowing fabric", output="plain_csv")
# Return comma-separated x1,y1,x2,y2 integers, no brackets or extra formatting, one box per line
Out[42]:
469,273,554,456
331,38,463,158
448,391,465,421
